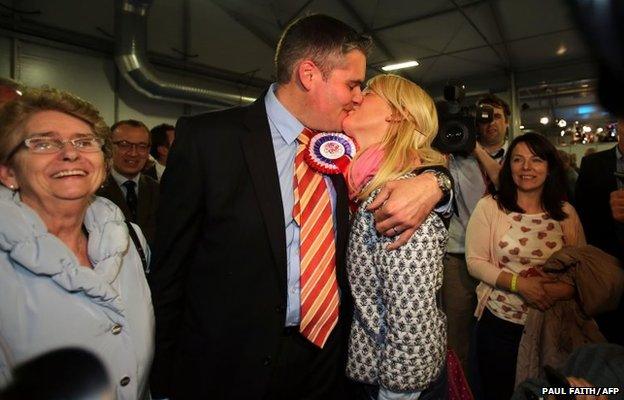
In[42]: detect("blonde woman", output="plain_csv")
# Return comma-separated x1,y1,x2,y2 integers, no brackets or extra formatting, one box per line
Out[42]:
343,74,449,400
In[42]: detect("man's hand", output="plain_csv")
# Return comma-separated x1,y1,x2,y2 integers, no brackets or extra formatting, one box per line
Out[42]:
472,142,502,189
367,173,442,250
610,189,624,223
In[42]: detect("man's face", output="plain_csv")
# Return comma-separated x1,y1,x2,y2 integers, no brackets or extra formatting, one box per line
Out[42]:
158,128,175,164
166,129,175,147
477,104,508,148
307,50,366,132
111,124,150,179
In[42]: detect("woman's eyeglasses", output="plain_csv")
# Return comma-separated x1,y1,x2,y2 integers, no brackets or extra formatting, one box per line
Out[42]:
10,135,104,157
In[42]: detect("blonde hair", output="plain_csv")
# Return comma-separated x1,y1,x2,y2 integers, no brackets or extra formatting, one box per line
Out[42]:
0,87,112,166
357,74,446,200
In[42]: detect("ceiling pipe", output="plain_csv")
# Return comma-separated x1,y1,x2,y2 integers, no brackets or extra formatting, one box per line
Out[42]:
114,0,256,108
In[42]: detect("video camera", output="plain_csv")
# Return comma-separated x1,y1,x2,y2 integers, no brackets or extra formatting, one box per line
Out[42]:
433,82,495,155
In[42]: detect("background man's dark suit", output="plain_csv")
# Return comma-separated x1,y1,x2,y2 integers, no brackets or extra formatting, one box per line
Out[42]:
96,174,159,248
148,96,352,399
576,146,624,344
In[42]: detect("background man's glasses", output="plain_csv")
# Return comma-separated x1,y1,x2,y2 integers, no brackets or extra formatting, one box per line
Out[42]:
113,140,150,153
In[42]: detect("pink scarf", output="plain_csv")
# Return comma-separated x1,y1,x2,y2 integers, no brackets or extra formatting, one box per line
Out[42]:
346,144,385,201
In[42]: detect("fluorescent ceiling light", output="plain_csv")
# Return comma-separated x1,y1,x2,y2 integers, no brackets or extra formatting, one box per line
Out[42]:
382,60,419,71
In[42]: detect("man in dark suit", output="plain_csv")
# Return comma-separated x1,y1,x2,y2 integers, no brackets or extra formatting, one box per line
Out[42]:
97,119,159,248
576,119,624,344
149,15,451,400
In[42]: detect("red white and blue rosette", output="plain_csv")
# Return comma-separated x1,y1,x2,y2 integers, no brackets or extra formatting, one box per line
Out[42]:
304,132,356,175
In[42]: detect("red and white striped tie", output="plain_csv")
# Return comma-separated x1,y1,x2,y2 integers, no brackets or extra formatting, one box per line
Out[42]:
293,128,339,348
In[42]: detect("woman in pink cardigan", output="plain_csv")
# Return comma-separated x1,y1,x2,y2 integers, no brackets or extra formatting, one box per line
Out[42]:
465,132,585,400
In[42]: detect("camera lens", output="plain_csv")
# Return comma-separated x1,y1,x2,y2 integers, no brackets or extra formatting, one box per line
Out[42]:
442,121,468,144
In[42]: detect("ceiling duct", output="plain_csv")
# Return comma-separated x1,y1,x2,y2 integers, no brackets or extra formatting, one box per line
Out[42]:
114,0,255,107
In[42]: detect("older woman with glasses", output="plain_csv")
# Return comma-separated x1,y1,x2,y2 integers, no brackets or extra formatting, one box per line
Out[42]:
0,88,154,400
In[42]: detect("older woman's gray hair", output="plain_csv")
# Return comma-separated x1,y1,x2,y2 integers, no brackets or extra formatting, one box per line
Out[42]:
0,87,112,166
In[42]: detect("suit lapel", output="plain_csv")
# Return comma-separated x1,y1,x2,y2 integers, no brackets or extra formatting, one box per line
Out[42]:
241,96,288,296
99,176,132,220
137,175,150,228
604,147,618,190
330,174,350,289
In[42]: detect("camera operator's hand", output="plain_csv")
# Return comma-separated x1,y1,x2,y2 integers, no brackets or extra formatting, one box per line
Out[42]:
472,142,502,189
610,189,624,223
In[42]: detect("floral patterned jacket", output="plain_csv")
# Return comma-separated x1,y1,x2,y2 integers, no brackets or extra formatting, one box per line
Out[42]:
346,187,448,392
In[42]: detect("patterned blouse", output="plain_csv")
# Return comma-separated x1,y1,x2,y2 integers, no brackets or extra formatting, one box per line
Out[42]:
346,187,448,392
486,212,564,324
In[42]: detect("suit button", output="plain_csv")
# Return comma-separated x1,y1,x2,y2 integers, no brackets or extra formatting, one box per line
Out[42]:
120,376,131,386
111,324,123,335
262,356,271,366
275,305,284,313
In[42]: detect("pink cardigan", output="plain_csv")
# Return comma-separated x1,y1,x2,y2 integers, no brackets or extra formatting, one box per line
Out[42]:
465,195,586,319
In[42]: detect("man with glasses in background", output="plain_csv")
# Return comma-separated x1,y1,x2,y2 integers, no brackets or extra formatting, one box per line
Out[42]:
97,119,159,248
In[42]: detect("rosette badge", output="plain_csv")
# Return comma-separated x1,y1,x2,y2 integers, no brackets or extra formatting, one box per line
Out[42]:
304,132,356,175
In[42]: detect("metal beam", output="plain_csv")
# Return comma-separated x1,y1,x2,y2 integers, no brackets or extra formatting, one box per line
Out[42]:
337,0,404,79
449,0,506,66
402,28,576,64
488,0,512,69
210,0,276,51
337,0,394,60
282,0,316,29
371,0,489,33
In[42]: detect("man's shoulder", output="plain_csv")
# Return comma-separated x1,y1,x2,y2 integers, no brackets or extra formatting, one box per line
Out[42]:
174,102,264,145
178,101,260,129
140,174,159,191
97,175,118,195
586,146,616,162
580,146,615,171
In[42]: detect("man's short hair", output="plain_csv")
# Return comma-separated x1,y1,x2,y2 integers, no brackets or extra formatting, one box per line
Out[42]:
111,119,150,142
150,123,174,159
477,94,511,121
274,14,372,84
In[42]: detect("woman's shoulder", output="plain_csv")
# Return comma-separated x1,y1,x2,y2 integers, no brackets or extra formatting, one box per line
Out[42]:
475,194,499,211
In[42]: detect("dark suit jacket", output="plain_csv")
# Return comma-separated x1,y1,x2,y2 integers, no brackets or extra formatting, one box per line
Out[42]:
576,146,624,345
148,95,351,399
96,174,159,249
576,146,622,260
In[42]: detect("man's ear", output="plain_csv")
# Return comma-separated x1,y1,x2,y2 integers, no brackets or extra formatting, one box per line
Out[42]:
0,163,19,189
297,60,317,91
